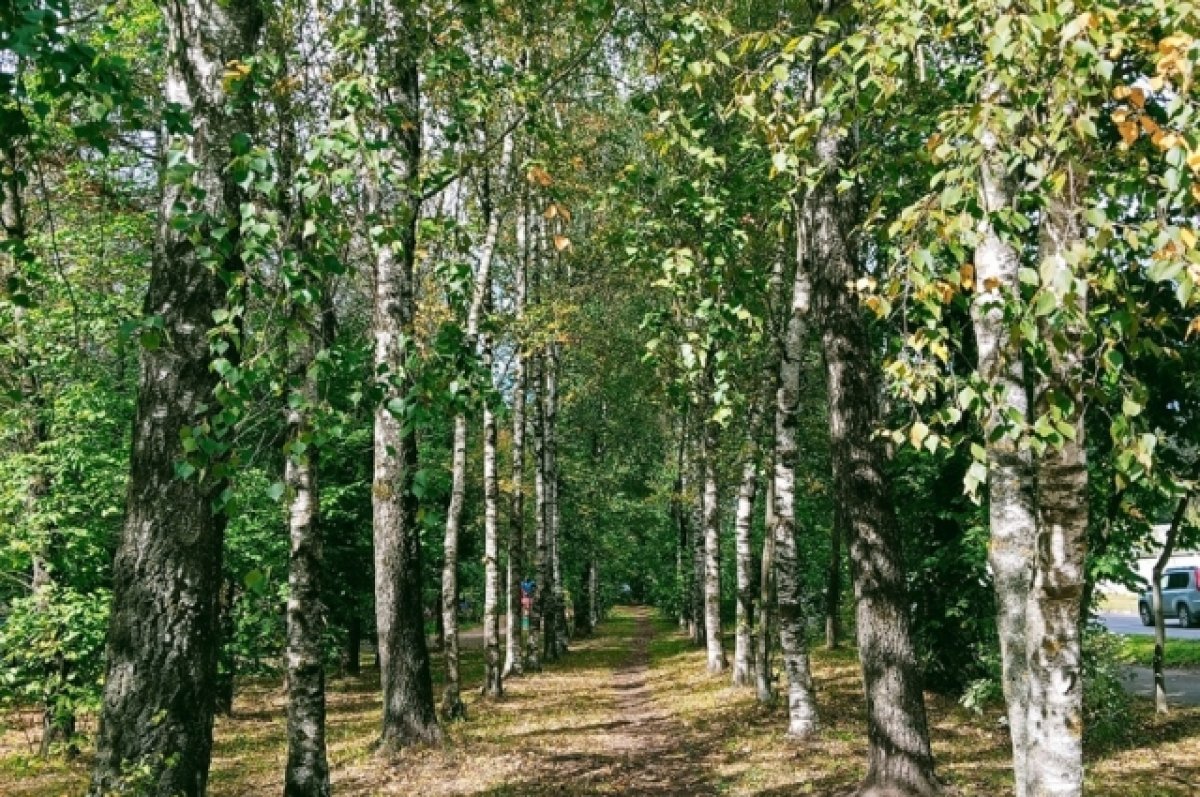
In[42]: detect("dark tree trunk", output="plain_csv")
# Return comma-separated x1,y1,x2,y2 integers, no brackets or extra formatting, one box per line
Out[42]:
807,123,940,795
370,13,440,748
87,4,263,795
344,612,362,677
756,463,777,705
527,350,546,672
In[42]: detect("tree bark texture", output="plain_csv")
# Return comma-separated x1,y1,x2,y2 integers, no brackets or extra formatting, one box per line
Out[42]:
505,190,529,678
370,17,440,748
527,351,546,672
701,415,727,675
1025,175,1088,797
732,400,764,687
88,4,262,795
825,505,843,650
972,121,1036,797
757,462,777,705
440,411,468,719
284,386,331,797
807,124,940,796
772,207,819,738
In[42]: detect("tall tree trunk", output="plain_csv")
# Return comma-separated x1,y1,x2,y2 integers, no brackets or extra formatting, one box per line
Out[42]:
482,353,503,696
283,363,330,797
589,556,599,629
772,235,819,738
527,350,546,672
825,506,843,649
732,400,764,687
674,416,691,630
807,121,940,795
702,414,726,674
972,114,1035,797
1025,173,1088,797
440,411,468,719
371,12,440,747
756,461,777,705
691,445,707,647
87,4,263,794
544,341,568,659
505,338,527,677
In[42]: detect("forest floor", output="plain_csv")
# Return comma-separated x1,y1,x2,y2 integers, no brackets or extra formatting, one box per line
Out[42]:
3,606,1200,796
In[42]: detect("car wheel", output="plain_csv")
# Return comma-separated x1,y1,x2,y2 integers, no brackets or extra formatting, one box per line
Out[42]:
1179,604,1194,628
1140,603,1154,626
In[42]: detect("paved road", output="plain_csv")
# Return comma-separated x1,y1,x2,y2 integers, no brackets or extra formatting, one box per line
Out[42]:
1100,611,1200,639
1124,666,1200,704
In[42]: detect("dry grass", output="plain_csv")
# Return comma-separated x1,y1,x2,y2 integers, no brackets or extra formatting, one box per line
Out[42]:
3,608,1200,796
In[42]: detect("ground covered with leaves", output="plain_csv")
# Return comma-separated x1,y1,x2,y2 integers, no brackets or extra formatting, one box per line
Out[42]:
3,607,1198,796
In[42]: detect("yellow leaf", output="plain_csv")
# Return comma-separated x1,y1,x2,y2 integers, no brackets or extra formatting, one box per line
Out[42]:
553,235,572,252
910,421,930,449
1192,184,1200,203
1117,120,1139,146
1112,85,1132,100
1187,150,1200,173
1060,12,1093,45
543,204,558,219
983,276,1001,292
1188,317,1200,338
1183,228,1198,249
959,263,975,290
1130,87,1146,108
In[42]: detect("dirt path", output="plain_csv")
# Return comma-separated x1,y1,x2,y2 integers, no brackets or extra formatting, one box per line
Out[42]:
599,607,718,796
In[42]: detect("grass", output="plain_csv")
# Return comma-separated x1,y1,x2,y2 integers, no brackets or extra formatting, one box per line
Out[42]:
4,608,1200,796
1120,635,1200,669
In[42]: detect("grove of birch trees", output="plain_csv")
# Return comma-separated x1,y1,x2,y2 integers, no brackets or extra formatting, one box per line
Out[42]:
2,0,1200,796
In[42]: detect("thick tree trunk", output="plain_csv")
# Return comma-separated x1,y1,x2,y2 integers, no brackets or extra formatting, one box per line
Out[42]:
825,506,843,649
732,402,763,687
1025,176,1088,797
807,124,940,796
87,4,262,795
283,393,330,797
371,21,440,748
756,466,777,704
972,120,1035,797
773,212,819,738
702,416,727,674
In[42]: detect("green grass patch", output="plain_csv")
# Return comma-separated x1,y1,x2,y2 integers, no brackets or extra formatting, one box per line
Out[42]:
1120,635,1200,669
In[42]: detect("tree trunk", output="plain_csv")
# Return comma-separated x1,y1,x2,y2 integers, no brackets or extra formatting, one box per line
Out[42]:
544,341,568,660
691,448,707,648
440,412,468,719
527,351,546,672
283,378,331,797
702,415,727,674
589,556,599,629
807,123,940,796
825,506,843,649
756,463,777,704
1152,487,1194,713
371,15,440,748
482,334,503,697
732,401,764,687
87,4,262,795
504,184,529,678
972,117,1036,797
1025,175,1088,797
215,578,237,716
772,206,819,738
345,612,362,677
